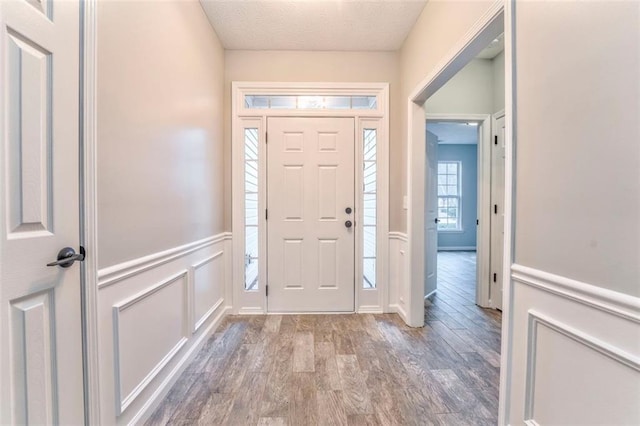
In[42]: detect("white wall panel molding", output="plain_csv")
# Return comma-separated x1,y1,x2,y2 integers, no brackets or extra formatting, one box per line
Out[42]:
512,264,640,323
97,233,231,424
128,305,231,425
190,250,225,333
524,310,640,424
505,266,640,424
98,232,232,289
389,232,408,322
112,271,189,415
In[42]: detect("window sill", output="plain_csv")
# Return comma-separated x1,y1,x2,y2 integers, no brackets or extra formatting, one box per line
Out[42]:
438,229,464,233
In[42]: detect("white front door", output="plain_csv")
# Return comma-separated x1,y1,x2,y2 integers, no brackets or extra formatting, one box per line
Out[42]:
490,114,506,309
0,0,84,424
425,130,439,296
267,117,355,312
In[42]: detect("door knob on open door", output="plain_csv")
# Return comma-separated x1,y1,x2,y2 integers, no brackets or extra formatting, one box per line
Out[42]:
435,218,440,224
47,246,85,268
345,220,353,228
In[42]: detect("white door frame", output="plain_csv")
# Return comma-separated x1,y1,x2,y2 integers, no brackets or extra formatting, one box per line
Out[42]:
403,0,515,421
80,0,101,423
426,113,492,308
231,82,390,315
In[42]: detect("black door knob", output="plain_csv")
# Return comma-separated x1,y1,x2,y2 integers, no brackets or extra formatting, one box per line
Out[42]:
47,246,85,268
345,207,352,214
345,220,353,228
435,218,440,224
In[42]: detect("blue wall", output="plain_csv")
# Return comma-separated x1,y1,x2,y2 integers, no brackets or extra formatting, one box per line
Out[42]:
437,144,478,249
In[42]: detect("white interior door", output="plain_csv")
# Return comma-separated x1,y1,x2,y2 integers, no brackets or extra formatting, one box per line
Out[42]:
425,130,439,296
267,117,355,312
0,1,84,424
490,114,506,309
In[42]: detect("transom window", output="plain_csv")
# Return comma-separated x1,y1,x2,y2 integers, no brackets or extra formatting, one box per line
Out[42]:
244,95,377,110
437,161,462,231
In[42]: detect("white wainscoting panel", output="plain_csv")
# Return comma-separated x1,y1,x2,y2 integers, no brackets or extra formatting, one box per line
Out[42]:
113,271,188,415
97,232,232,425
191,251,224,333
389,232,409,323
506,264,640,425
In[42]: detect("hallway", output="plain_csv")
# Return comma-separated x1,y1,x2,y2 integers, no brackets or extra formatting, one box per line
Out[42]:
147,268,501,425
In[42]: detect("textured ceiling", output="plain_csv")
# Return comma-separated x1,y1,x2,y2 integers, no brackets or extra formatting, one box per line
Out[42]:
200,0,428,51
427,122,479,145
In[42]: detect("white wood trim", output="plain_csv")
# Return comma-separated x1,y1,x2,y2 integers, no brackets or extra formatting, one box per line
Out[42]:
498,1,517,422
406,1,505,328
232,82,390,314
409,1,505,103
232,117,265,314
426,113,492,308
80,0,100,422
424,289,437,300
357,306,384,314
190,250,225,333
389,231,408,242
129,306,231,425
112,270,189,415
512,264,640,323
524,310,640,423
98,232,231,289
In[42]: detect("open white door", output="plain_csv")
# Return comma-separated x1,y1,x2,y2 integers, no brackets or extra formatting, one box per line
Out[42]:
425,130,439,297
490,114,506,309
267,117,355,312
0,1,84,423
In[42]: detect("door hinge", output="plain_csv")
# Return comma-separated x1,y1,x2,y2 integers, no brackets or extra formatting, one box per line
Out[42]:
265,133,268,144
494,135,498,145
265,209,268,220
476,219,479,225
493,273,497,283
266,285,269,297
494,204,498,214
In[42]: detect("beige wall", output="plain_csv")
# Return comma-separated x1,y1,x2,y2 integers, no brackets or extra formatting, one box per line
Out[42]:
399,0,496,232
223,50,402,230
97,1,225,268
514,1,640,297
424,58,494,114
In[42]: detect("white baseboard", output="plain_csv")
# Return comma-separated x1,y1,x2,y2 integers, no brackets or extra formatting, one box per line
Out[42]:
437,246,476,251
389,303,409,324
358,305,384,314
425,289,437,301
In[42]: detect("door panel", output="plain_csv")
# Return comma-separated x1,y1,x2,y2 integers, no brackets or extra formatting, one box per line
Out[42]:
0,0,84,423
425,130,439,296
490,115,506,309
267,117,355,312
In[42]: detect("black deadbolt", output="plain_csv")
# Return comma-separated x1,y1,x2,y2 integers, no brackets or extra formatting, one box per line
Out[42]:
345,207,352,214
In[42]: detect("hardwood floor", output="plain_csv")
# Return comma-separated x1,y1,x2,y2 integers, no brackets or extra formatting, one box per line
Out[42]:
147,252,501,425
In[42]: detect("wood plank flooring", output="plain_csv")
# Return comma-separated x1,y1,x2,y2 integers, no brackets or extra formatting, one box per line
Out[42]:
147,252,501,425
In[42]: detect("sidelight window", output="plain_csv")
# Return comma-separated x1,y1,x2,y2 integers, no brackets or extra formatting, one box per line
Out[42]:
363,129,377,289
244,128,259,290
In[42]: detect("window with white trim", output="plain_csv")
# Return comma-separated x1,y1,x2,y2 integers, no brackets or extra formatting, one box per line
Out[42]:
437,161,462,231
244,128,259,290
363,129,377,288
